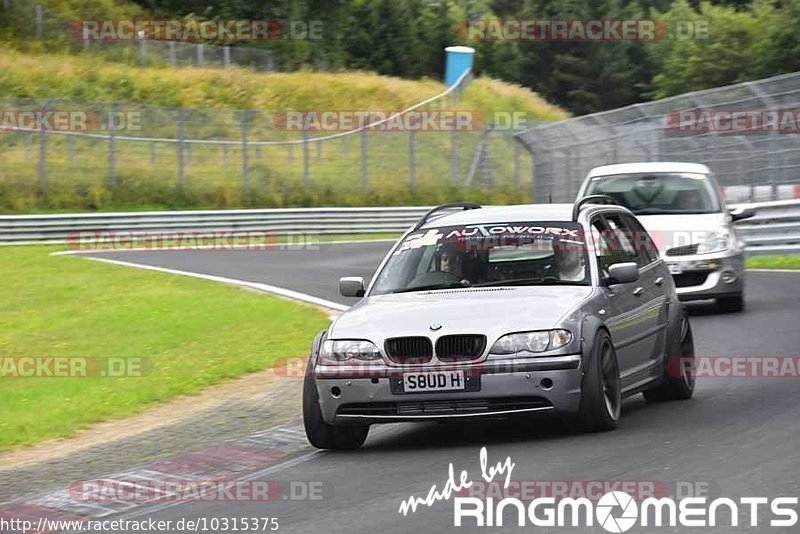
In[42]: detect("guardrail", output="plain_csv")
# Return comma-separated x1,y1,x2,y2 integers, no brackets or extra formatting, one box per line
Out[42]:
1,200,799,255
734,199,800,255
0,207,430,244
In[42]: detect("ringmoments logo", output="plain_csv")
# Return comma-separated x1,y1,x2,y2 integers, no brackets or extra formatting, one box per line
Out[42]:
397,448,800,531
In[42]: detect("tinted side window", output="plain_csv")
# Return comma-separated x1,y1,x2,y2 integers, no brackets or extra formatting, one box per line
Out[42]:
589,215,631,277
602,213,640,266
620,213,660,265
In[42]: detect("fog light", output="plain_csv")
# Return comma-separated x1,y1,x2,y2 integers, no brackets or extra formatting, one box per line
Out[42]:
540,378,554,390
330,386,342,398
721,270,737,284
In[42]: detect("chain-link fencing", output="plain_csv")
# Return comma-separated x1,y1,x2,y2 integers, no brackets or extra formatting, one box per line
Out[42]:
0,72,534,210
2,0,280,70
517,72,800,203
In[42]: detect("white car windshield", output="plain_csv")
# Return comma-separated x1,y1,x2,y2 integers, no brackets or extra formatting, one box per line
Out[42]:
369,221,590,295
585,172,721,215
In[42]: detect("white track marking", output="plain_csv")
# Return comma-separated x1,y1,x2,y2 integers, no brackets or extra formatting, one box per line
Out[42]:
79,256,349,312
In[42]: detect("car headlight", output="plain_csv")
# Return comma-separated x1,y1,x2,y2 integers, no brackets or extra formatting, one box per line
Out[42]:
696,229,730,255
489,329,572,356
318,339,381,365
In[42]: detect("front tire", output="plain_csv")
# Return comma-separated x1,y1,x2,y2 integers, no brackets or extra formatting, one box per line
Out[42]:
303,374,368,450
577,330,621,432
643,312,695,402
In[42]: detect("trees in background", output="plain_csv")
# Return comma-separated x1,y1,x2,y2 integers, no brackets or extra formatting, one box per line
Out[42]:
117,0,800,112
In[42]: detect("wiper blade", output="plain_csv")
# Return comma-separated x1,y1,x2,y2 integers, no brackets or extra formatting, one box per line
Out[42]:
473,277,583,287
632,208,675,214
633,208,715,215
391,282,464,294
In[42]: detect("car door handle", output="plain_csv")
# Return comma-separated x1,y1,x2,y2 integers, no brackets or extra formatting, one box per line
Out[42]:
654,277,664,286
633,287,644,296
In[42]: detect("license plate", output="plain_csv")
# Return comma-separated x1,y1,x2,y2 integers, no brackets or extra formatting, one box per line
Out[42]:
668,264,683,275
402,370,465,392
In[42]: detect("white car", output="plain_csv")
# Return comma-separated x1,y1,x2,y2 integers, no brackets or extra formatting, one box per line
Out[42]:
577,162,755,312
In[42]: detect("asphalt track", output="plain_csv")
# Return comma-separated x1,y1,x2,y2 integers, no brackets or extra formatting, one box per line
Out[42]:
79,242,800,533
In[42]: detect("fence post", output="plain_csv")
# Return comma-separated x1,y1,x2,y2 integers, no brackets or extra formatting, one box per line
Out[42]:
139,35,147,65
35,4,43,39
168,41,176,66
302,129,310,188
67,135,75,162
408,130,416,192
316,141,322,161
108,103,122,189
38,125,47,192
223,46,230,68
150,142,156,165
514,140,521,189
197,44,204,68
361,126,368,188
450,129,458,180
25,134,32,155
241,111,254,194
288,143,294,163
177,110,190,191
81,19,91,51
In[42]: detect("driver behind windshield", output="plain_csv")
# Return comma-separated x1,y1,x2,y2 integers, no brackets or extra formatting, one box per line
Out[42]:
554,240,587,282
437,244,471,285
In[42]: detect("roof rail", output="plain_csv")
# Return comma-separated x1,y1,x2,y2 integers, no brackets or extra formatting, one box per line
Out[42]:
412,202,482,230
572,195,620,221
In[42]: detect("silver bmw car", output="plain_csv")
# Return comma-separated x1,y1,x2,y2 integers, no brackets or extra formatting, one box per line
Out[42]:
303,199,696,449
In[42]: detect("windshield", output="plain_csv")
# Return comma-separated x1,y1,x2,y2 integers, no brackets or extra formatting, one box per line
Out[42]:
585,172,721,215
369,221,590,295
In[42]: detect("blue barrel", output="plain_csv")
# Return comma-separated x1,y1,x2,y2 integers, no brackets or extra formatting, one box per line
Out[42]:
444,46,475,87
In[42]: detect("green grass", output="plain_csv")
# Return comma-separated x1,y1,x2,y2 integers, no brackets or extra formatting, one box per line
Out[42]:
0,246,331,451
746,255,800,269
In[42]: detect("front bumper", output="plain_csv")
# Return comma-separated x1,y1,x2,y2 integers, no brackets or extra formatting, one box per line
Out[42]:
665,250,745,301
313,355,583,425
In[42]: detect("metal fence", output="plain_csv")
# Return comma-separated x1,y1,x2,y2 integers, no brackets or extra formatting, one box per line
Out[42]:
517,72,800,203
2,0,279,70
0,70,534,210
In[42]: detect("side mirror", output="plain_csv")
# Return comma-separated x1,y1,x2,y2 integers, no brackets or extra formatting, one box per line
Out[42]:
606,262,640,285
338,276,365,297
729,206,755,222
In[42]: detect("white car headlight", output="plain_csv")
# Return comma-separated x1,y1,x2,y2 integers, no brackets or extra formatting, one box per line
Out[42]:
318,340,381,365
489,329,572,356
696,229,730,255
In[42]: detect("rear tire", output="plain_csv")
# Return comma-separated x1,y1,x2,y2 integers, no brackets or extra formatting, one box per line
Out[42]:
643,312,695,402
716,295,744,313
577,330,621,432
303,373,368,450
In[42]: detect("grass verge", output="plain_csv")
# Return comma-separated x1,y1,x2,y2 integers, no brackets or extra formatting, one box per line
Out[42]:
0,246,331,451
746,255,800,270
